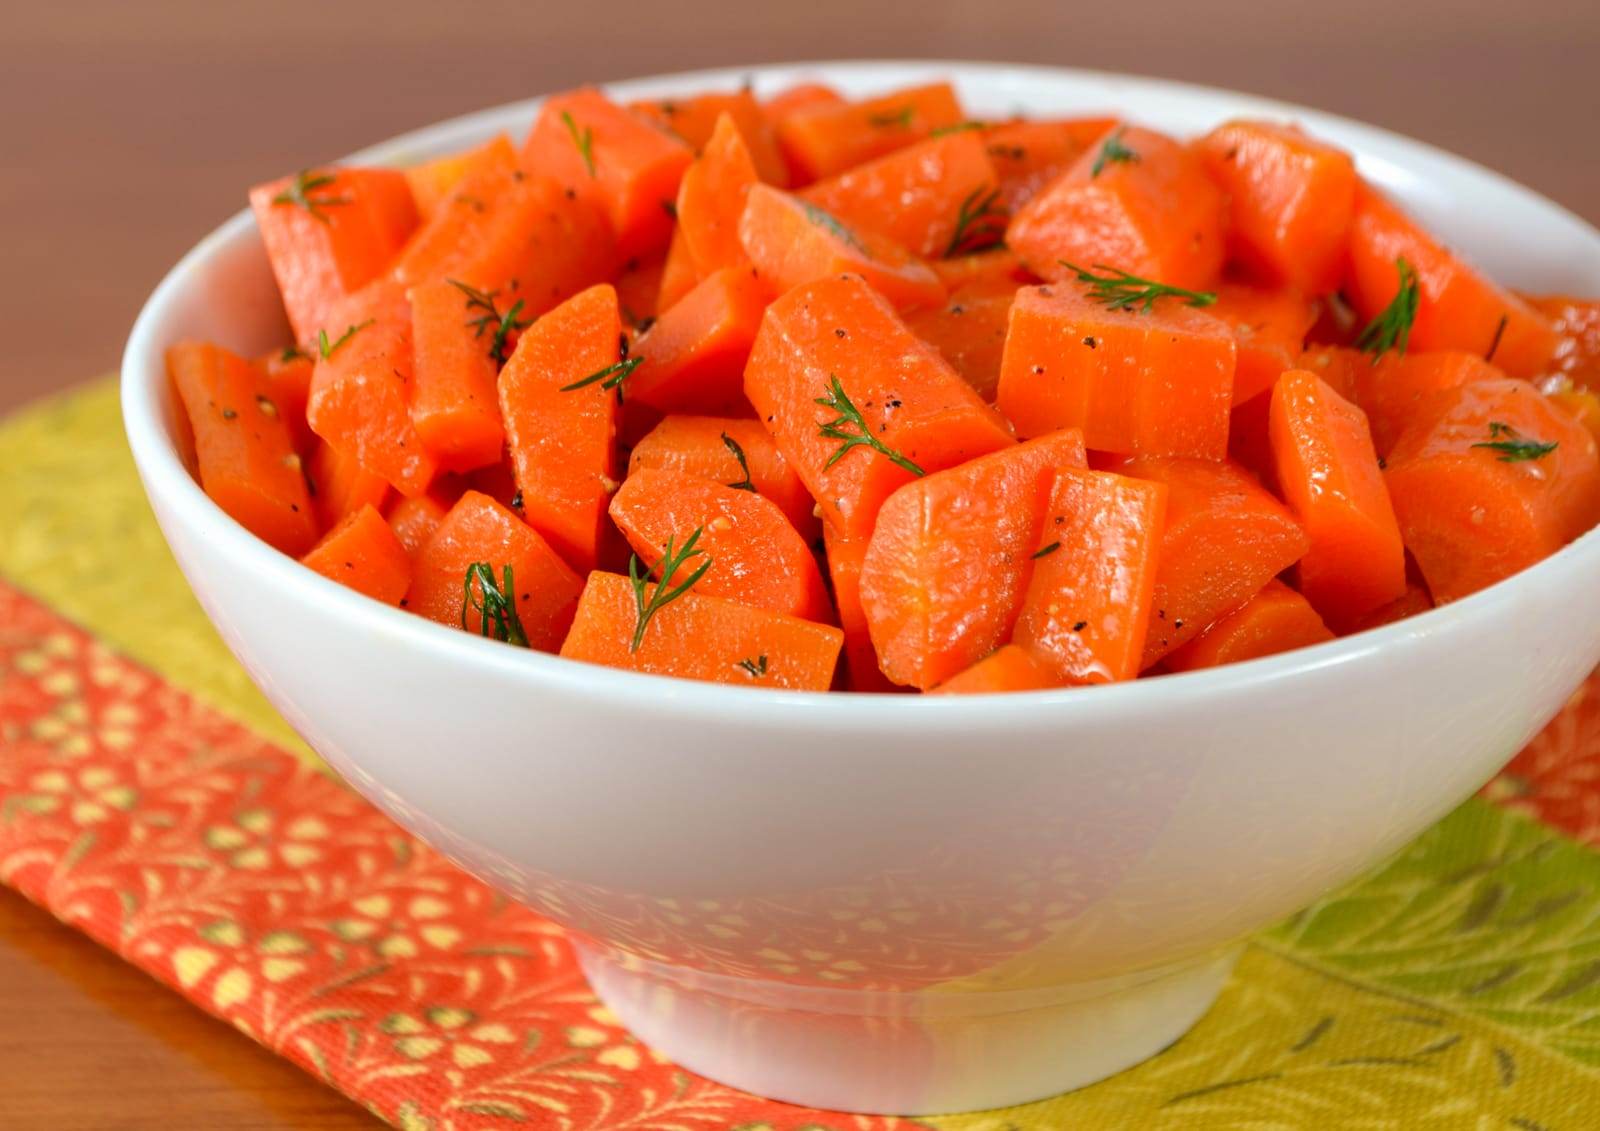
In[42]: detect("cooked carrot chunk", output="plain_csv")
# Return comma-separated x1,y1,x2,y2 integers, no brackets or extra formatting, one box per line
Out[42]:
1006,126,1225,290
615,252,665,328
168,340,318,556
1342,578,1434,635
630,89,789,186
656,223,702,312
931,248,1030,296
1384,378,1600,603
675,114,758,277
822,522,901,693
407,278,507,473
996,283,1236,457
763,82,844,126
256,348,316,454
906,291,1014,402
497,283,621,574
300,503,412,604
744,272,1015,540
1115,457,1310,667
1013,468,1167,684
1164,580,1333,672
930,644,1060,694
627,266,769,415
860,430,1086,689
774,82,964,183
1351,350,1504,457
984,118,1118,213
559,571,842,689
1208,283,1318,405
385,490,452,557
1195,120,1357,295
1527,294,1600,389
405,135,518,222
1269,369,1406,624
738,184,946,311
406,490,582,650
307,438,390,534
522,88,693,260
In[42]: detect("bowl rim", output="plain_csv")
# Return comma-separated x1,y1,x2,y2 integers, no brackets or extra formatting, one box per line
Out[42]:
121,58,1600,724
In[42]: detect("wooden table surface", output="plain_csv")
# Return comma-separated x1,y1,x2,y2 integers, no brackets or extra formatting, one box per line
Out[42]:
2,1,1597,1126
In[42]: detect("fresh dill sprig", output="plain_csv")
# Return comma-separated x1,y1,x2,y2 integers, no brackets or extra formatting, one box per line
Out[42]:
1057,262,1217,314
721,432,757,492
930,120,989,137
280,344,309,363
816,375,925,476
1485,313,1509,364
271,170,351,224
800,201,871,258
559,355,643,397
462,562,529,646
1090,129,1140,178
1356,257,1420,359
448,279,531,365
1032,541,1061,559
944,184,1007,257
736,654,769,678
561,110,596,177
1472,421,1557,463
868,105,914,129
629,527,713,651
317,319,374,360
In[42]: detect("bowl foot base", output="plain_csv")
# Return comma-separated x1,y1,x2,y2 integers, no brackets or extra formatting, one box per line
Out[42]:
575,943,1239,1115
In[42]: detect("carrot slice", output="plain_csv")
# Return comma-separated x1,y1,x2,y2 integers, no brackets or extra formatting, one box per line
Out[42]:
628,415,818,541
984,118,1118,213
405,135,518,222
256,348,316,454
609,467,830,621
931,248,1030,295
629,90,789,186
774,82,964,183
405,490,582,650
560,571,841,689
167,340,318,556
996,283,1236,457
929,644,1061,694
859,430,1087,689
1295,345,1364,402
1383,378,1600,603
1527,294,1600,389
656,223,703,313
407,278,508,472
1342,578,1434,635
821,522,900,692
385,490,451,557
738,184,946,312
743,272,1015,540
906,291,1014,402
627,266,769,415
498,283,621,574
1269,368,1406,624
675,114,758,277
1115,457,1310,667
1351,350,1504,456
1013,468,1167,684
1195,121,1357,294
522,88,693,260
1346,182,1557,379
307,438,390,533
763,82,844,126
1163,580,1333,672
800,130,1001,259
249,167,419,343
300,503,412,604
1208,283,1318,405
1006,126,1226,290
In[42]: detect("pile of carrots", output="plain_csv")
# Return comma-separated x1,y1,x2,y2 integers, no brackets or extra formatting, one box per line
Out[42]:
167,78,1600,693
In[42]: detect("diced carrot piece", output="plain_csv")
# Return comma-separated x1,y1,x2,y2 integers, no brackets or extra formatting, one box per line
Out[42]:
1383,378,1600,603
1295,345,1364,402
1346,182,1557,379
466,457,519,512
628,415,819,541
738,184,946,312
629,89,789,186
256,348,316,454
407,278,507,472
610,467,830,621
762,82,844,127
306,281,436,497
800,131,1001,259
394,156,615,315
931,248,1030,295
560,571,841,688
498,283,621,573
300,503,412,604
1013,468,1166,684
676,114,758,277
996,283,1236,457
522,88,693,260
929,644,1061,694
405,490,582,650
1343,578,1433,634
1526,295,1600,389
1163,580,1333,671
1195,120,1357,294
1208,283,1318,405
627,266,769,415
167,341,318,556
1350,350,1504,456
1269,368,1406,624
1007,126,1226,290
1116,457,1310,667
385,490,451,557
249,167,419,343
984,118,1118,213
822,522,900,692
405,135,518,222
906,291,1014,402
1227,391,1276,486
775,82,964,183
307,438,390,533
1552,386,1600,446
859,430,1087,689
615,252,665,328
744,272,1015,539
656,223,702,313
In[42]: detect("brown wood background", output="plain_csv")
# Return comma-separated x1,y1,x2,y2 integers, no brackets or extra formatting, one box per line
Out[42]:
0,1,1596,1126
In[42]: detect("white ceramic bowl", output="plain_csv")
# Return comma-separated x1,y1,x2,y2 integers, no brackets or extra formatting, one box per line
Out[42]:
123,61,1600,1115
